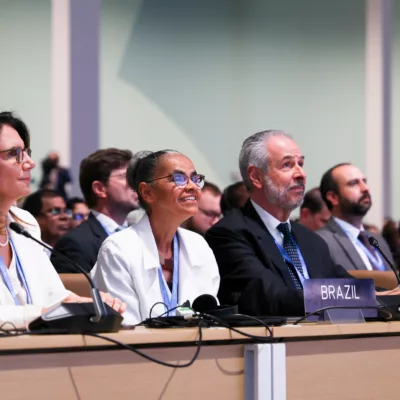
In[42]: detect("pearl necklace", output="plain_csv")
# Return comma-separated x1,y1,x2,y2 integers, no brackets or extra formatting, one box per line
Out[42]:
0,229,9,247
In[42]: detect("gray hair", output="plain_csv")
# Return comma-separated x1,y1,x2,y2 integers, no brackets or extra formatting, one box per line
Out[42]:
239,130,291,189
127,149,180,211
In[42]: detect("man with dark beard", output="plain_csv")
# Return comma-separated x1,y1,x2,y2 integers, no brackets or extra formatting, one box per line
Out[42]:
318,163,394,272
206,130,351,316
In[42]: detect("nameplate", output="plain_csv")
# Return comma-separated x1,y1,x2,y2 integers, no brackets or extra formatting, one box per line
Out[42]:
303,279,377,319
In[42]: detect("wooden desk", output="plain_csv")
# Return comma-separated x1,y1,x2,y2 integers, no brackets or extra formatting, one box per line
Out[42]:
1,323,400,400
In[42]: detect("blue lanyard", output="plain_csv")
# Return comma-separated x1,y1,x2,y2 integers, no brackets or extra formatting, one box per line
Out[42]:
0,238,32,305
157,234,179,316
357,240,385,271
274,238,310,283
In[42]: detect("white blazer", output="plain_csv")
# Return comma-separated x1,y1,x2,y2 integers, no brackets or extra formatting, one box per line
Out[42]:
0,207,69,328
92,214,220,325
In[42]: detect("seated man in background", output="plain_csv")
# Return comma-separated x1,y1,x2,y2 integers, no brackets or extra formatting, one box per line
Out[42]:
220,181,249,215
182,181,222,236
206,130,351,316
66,197,90,229
298,187,330,231
51,148,140,273
22,189,70,256
318,163,394,272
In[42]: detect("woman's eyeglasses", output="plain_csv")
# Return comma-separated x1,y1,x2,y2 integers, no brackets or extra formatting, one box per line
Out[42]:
0,147,32,164
145,173,205,188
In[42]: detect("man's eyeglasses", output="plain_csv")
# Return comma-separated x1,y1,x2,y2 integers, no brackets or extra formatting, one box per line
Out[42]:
0,147,32,164
71,213,89,221
43,207,72,217
145,173,205,188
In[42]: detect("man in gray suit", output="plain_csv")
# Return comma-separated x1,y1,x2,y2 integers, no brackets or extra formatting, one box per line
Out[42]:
317,163,394,271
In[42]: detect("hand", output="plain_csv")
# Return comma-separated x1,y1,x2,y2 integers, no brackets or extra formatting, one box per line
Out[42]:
376,287,400,296
62,292,127,315
100,292,127,315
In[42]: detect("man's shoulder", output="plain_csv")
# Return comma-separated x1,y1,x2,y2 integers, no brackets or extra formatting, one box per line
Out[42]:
292,221,331,248
57,218,100,245
208,208,247,235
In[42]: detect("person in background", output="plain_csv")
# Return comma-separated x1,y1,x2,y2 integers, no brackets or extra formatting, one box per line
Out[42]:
92,150,220,325
182,181,222,236
0,111,125,328
318,163,394,272
51,148,139,274
382,219,400,269
66,197,90,229
220,181,250,215
39,151,72,200
363,223,380,235
298,187,330,231
22,189,70,255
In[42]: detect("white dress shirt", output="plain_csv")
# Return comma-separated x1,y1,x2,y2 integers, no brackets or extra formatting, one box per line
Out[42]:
333,217,374,271
92,214,220,325
91,210,127,234
250,200,291,246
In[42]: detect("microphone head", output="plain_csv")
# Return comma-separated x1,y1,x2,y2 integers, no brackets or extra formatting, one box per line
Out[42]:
368,236,379,248
9,222,25,235
192,294,218,313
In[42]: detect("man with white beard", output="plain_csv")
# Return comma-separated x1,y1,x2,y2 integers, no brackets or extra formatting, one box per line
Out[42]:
206,130,351,316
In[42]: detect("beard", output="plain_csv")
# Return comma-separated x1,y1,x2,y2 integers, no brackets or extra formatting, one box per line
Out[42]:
263,175,305,211
339,193,372,217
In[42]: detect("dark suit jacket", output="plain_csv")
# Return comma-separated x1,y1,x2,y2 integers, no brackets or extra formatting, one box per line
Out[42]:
205,200,351,317
51,213,108,274
317,218,394,271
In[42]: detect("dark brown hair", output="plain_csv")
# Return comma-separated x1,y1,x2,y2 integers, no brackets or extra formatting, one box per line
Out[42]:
79,148,133,208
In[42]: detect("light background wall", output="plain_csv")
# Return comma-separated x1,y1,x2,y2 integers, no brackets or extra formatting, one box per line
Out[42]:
391,1,400,220
0,0,51,187
0,0,380,220
101,0,366,220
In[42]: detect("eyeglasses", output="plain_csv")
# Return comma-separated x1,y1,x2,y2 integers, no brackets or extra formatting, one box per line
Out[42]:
0,147,32,164
71,213,89,221
199,208,222,220
145,173,205,188
43,207,72,217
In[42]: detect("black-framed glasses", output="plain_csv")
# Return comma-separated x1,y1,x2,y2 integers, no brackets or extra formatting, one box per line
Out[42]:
43,207,72,218
0,147,32,164
145,173,205,188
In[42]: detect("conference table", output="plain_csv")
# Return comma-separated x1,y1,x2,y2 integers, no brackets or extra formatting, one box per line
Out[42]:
1,322,400,400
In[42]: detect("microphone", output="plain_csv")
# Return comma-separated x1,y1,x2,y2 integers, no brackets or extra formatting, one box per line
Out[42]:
368,236,400,287
191,294,237,318
192,294,218,313
368,235,400,320
9,222,122,333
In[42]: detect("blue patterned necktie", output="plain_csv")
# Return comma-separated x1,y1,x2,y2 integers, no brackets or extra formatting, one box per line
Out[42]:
277,222,303,289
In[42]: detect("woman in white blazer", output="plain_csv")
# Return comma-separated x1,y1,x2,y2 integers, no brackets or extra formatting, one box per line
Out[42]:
92,150,220,325
0,112,126,329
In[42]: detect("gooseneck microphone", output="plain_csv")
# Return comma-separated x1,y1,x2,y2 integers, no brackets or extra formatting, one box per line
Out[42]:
368,236,400,287
9,222,122,333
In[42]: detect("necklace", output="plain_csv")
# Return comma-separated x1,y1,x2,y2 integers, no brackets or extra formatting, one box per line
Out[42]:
0,229,9,247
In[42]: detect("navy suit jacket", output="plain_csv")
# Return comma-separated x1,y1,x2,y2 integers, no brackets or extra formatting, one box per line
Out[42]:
205,200,351,316
51,213,108,273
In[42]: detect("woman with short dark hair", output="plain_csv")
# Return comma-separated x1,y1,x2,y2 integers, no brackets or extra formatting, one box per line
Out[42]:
92,150,220,325
0,112,126,328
